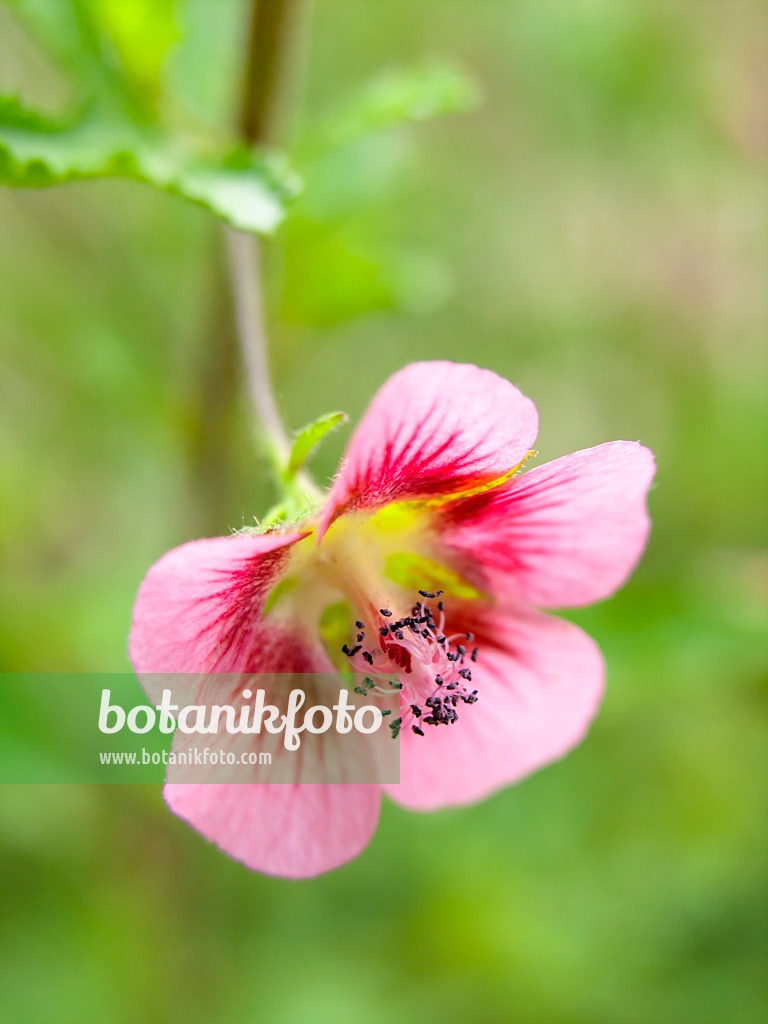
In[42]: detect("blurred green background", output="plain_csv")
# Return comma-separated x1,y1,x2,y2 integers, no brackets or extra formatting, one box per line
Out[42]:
1,1,766,1022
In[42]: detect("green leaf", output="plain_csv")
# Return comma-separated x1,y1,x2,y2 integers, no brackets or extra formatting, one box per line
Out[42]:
162,0,245,131
0,96,300,233
4,0,139,107
315,62,482,152
284,411,347,481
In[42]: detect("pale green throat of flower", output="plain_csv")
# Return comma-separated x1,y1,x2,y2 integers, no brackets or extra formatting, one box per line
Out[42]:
263,502,481,670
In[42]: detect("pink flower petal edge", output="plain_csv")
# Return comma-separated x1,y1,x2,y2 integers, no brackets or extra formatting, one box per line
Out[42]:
130,531,376,878
165,783,381,878
432,441,655,608
318,361,538,538
129,530,313,674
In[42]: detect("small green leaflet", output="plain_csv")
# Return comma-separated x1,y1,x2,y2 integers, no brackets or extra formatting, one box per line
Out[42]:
284,411,347,481
246,410,346,530
0,96,300,234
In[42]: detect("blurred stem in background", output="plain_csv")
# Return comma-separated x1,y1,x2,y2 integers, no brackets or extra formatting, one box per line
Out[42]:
189,0,304,534
225,228,289,469
225,0,302,476
241,0,303,146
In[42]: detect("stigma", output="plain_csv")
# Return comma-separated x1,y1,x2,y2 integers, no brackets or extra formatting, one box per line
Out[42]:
341,590,479,738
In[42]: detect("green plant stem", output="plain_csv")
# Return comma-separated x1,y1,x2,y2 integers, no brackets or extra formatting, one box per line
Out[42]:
226,0,301,472
224,227,289,467
241,0,301,146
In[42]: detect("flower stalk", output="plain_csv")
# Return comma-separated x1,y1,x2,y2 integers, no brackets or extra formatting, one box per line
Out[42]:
226,0,302,480
224,227,290,469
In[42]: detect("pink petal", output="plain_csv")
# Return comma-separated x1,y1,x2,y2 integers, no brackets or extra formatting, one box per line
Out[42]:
319,361,538,536
433,441,655,609
131,533,383,877
129,531,313,673
384,605,605,811
164,782,381,878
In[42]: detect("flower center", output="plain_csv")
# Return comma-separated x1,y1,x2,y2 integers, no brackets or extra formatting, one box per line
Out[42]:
341,589,479,738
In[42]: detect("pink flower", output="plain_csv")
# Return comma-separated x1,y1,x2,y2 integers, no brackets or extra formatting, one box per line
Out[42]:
129,361,655,878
